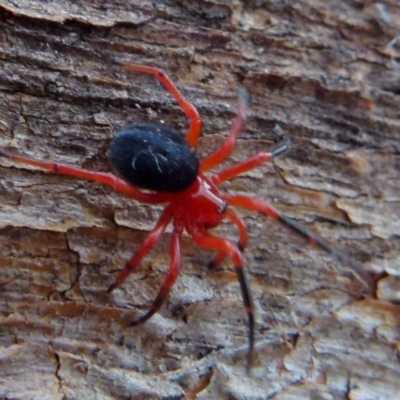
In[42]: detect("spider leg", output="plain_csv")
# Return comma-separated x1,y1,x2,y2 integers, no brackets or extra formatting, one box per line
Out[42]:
209,208,248,267
107,206,173,293
224,194,369,289
0,151,169,204
200,87,249,172
130,221,183,326
187,222,255,371
115,62,202,147
211,138,291,185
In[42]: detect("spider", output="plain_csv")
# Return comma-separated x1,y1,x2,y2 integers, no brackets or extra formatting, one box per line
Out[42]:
0,62,364,370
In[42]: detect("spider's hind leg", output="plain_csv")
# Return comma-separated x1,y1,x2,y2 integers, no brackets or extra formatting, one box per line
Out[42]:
200,87,249,172
0,150,167,203
114,61,202,147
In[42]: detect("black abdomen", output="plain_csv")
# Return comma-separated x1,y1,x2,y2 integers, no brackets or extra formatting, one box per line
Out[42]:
110,124,199,192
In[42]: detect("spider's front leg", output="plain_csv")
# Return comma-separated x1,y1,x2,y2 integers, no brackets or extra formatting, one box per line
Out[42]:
186,222,255,371
130,220,184,326
107,206,173,292
210,138,291,185
208,208,248,268
224,194,371,293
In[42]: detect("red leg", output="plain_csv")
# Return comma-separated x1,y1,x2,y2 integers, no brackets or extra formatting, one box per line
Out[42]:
130,221,183,325
209,208,248,267
211,139,291,185
0,151,169,204
116,62,202,147
187,222,255,371
224,194,369,289
107,207,173,292
200,87,248,172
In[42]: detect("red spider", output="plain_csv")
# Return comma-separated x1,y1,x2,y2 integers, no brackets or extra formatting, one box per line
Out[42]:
0,63,363,370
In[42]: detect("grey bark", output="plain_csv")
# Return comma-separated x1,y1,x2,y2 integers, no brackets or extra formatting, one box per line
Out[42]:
0,1,399,399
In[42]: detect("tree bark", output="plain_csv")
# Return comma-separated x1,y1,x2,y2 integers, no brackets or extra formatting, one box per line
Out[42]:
0,1,399,399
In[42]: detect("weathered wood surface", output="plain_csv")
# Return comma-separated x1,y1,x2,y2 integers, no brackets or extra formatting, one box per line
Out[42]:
0,1,399,399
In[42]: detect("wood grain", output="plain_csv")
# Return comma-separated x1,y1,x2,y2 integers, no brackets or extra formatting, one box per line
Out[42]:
0,1,399,399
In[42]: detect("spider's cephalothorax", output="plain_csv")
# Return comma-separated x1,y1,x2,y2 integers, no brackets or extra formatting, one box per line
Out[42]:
0,62,366,371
